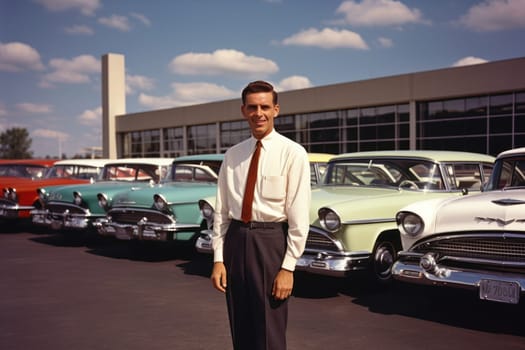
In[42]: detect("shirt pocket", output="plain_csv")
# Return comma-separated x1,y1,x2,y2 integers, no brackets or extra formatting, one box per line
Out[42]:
261,175,286,200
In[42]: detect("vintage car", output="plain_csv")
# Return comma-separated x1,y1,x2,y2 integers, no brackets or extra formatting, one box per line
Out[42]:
31,158,174,231
0,159,56,179
94,154,224,243
392,147,525,304
194,153,335,253
0,159,108,220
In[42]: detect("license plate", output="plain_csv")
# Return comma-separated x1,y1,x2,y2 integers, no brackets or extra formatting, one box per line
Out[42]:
479,279,520,304
51,220,62,230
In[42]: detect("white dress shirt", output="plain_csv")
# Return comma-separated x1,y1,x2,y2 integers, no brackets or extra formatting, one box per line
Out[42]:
212,129,311,271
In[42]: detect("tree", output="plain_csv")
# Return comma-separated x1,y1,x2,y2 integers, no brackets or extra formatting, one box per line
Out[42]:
0,127,33,159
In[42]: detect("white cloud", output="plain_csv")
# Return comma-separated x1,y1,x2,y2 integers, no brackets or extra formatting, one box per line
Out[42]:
138,82,237,109
35,0,100,16
99,15,131,31
130,12,151,26
65,25,94,35
41,54,100,86
275,76,313,92
78,106,102,126
336,0,426,27
459,0,525,32
452,56,489,67
377,37,393,48
282,28,369,49
170,49,279,77
16,103,53,114
126,74,155,95
32,128,69,141
0,42,45,72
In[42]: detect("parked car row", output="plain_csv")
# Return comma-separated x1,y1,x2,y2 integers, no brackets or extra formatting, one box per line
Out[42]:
2,148,524,305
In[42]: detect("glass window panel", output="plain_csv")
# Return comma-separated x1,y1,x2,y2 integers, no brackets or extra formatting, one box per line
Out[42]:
489,115,512,134
516,92,525,114
490,94,513,115
376,105,395,123
465,96,487,116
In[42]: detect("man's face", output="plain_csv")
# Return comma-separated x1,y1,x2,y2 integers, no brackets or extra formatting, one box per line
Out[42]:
241,91,280,140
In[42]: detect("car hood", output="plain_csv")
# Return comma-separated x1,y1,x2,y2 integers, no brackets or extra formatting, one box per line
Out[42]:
432,189,525,233
310,185,460,223
44,181,153,203
110,181,217,208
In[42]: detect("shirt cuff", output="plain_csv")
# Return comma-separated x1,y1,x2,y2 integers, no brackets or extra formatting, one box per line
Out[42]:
281,254,297,272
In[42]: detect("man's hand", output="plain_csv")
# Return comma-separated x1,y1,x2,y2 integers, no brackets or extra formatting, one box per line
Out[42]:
272,269,293,300
211,262,227,293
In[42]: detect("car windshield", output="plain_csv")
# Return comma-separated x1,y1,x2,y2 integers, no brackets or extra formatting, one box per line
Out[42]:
169,160,222,182
101,164,169,183
45,165,101,180
0,164,48,178
485,156,525,190
323,158,488,191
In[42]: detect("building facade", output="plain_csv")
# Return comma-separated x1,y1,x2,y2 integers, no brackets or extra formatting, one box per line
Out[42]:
104,55,525,158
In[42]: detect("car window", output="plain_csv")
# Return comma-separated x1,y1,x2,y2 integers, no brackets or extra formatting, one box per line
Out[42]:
488,157,525,189
442,163,486,191
323,158,492,191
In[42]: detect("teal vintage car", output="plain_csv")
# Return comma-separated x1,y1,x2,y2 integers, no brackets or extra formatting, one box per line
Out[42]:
198,150,495,284
31,158,174,231
94,154,223,244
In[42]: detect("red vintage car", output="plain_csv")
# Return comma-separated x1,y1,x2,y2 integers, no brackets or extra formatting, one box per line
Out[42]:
0,159,109,220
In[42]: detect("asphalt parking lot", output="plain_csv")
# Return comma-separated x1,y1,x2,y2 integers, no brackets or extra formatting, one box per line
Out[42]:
1,222,524,350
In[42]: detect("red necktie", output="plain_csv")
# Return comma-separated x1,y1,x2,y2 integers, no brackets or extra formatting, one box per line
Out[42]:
241,140,262,223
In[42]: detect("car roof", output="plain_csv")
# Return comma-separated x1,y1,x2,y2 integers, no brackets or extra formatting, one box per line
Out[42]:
0,159,56,166
308,153,335,162
329,150,495,163
496,147,525,159
172,154,225,163
53,158,111,167
104,157,174,166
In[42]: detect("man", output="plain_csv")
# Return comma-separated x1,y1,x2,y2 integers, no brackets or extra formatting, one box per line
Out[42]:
211,80,311,350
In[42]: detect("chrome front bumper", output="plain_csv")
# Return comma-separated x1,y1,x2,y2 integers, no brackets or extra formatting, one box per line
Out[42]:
295,251,371,277
392,253,525,304
0,204,34,218
31,208,100,230
95,218,201,242
195,229,213,254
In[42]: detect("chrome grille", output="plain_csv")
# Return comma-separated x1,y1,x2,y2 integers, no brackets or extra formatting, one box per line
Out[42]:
108,208,173,225
413,234,525,263
306,231,339,251
46,203,87,215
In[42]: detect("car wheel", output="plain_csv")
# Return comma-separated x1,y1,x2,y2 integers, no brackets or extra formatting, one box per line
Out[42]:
370,238,398,285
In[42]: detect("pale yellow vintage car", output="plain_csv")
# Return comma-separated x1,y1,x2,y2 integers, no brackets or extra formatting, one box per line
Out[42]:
294,150,495,285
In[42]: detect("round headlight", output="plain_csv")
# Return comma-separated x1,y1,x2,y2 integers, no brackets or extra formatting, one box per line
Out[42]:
198,200,214,220
397,211,424,237
97,193,108,209
37,188,46,200
318,207,341,232
153,194,169,211
5,188,17,201
3,188,8,199
73,191,83,206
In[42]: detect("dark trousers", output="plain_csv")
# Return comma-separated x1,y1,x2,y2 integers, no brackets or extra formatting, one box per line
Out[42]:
223,220,289,350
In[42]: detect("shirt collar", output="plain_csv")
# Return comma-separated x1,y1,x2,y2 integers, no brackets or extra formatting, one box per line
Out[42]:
251,129,276,149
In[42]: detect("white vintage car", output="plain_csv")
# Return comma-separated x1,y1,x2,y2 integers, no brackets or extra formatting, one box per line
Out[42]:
393,147,525,304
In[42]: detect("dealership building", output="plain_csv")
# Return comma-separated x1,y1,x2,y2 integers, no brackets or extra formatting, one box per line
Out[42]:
101,54,525,159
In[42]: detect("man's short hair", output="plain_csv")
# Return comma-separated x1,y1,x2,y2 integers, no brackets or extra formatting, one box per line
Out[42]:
241,80,278,105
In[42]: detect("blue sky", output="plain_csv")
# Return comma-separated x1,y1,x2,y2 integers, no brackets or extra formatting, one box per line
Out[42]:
1,0,525,158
